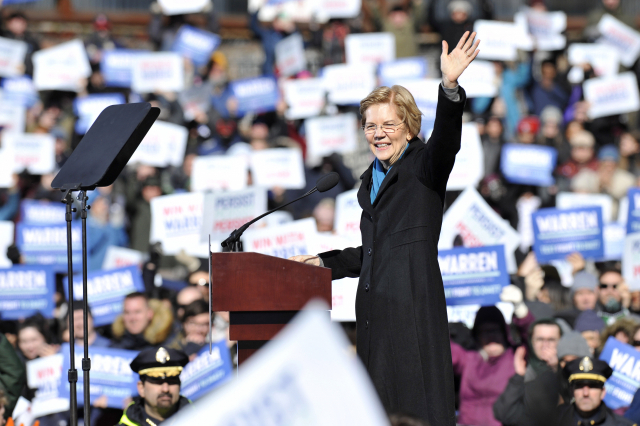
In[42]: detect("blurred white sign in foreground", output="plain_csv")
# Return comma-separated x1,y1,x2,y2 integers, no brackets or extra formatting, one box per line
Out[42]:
129,120,188,167
597,14,640,68
345,33,395,65
457,60,498,98
584,72,640,119
159,0,209,15
0,37,27,77
283,77,325,120
250,148,306,189
165,301,389,426
446,123,484,190
33,39,91,92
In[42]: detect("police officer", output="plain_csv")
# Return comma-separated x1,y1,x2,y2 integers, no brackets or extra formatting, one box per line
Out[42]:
557,356,636,426
118,347,190,426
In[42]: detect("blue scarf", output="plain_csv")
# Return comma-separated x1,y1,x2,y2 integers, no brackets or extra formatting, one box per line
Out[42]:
370,143,409,204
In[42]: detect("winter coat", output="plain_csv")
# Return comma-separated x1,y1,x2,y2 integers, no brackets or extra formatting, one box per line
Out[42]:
557,402,636,426
0,333,26,420
111,299,174,350
118,396,190,426
319,85,465,425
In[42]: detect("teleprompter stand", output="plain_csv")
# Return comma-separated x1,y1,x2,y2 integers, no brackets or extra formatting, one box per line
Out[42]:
53,103,160,426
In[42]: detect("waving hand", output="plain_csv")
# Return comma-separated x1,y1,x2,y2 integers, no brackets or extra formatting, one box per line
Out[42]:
441,31,481,88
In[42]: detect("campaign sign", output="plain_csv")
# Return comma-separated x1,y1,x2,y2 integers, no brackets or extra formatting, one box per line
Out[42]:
131,52,185,93
584,72,640,119
457,60,498,98
103,246,144,270
201,187,267,242
500,143,557,186
73,93,126,134
275,33,306,77
243,217,318,259
517,9,566,51
172,25,221,67
101,49,145,87
334,189,362,244
439,245,508,306
532,206,604,263
283,78,325,120
230,76,280,115
447,123,484,190
64,266,145,327
16,223,81,267
311,0,361,19
568,43,620,78
0,36,27,77
304,113,358,161
557,192,613,224
601,223,625,262
627,188,640,235
128,120,188,168
26,354,69,418
331,277,358,322
159,0,209,15
599,337,640,409
250,148,306,189
394,78,441,135
378,57,427,86
32,39,91,92
322,63,376,106
0,102,26,133
0,265,55,319
3,133,56,175
191,155,248,193
180,342,233,401
474,20,530,61
623,233,640,291
60,344,139,408
21,199,66,225
0,221,14,268
2,76,39,108
150,192,204,255
598,15,640,68
345,33,395,65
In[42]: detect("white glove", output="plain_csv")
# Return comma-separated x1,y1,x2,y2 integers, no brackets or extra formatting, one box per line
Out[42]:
500,285,529,319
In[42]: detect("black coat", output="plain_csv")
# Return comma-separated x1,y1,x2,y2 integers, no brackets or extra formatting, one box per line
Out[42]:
319,86,465,425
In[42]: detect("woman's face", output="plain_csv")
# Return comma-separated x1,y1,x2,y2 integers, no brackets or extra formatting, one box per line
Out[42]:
364,103,412,166
18,326,46,360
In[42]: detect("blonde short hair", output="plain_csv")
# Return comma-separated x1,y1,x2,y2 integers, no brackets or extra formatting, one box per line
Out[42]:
360,85,423,139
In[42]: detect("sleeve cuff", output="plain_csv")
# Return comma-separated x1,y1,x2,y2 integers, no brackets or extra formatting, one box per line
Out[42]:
441,83,461,103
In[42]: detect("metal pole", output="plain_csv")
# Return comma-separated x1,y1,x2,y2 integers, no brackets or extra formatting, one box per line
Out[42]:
79,190,91,426
63,190,78,426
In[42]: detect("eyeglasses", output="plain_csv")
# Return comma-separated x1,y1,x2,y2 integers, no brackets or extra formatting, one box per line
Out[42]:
362,123,404,134
532,337,558,345
599,283,618,290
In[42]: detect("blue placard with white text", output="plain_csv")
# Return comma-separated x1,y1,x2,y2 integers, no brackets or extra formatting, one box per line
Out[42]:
2,76,39,108
532,206,604,263
500,143,557,186
20,199,66,225
73,93,126,134
172,25,221,67
378,57,427,86
599,337,640,409
59,344,139,408
0,265,56,319
63,266,145,327
230,76,280,116
627,188,640,234
180,341,233,401
438,245,509,306
100,49,144,88
16,223,82,268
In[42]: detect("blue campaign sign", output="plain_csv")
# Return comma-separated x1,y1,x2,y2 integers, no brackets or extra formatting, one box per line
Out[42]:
60,344,139,408
2,76,39,108
0,265,55,319
500,143,557,186
100,49,144,88
172,25,221,67
627,188,640,235
180,341,233,401
16,223,82,268
230,76,280,116
73,93,126,134
378,57,427,86
20,199,66,225
64,266,145,327
532,206,604,263
599,336,640,409
438,245,509,306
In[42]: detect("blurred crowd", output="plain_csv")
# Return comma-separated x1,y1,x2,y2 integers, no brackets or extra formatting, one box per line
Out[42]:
1,0,640,425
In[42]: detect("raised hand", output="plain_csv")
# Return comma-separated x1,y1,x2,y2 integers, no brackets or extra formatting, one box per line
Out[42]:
441,31,481,88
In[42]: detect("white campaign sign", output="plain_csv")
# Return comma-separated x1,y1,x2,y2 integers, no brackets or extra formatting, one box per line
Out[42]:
150,192,204,255
191,155,248,192
4,133,55,175
439,187,520,273
474,20,530,61
243,217,318,259
623,233,640,291
305,113,358,161
102,246,144,270
598,14,640,68
0,149,13,188
283,78,325,120
26,354,69,418
0,102,25,134
584,72,640,119
332,278,358,321
323,63,376,105
159,0,209,15
131,52,184,93
395,78,442,131
201,187,267,241
334,189,362,244
252,0,316,23
128,120,188,167
0,37,27,77
556,192,614,223
0,221,14,268
165,303,389,426
516,9,566,51
32,39,91,92
568,43,620,77
275,33,306,77
446,123,484,190
345,33,395,65
313,0,361,20
250,148,306,189
457,60,497,98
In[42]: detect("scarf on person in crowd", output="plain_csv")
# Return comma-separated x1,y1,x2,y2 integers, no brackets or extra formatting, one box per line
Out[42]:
370,143,409,204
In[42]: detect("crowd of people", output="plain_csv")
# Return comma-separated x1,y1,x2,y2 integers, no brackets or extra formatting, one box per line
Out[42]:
0,0,639,424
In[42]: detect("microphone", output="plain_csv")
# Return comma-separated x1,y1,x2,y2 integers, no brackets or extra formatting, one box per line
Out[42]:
220,172,340,251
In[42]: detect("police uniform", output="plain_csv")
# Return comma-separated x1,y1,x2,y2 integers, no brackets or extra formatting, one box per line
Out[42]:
118,347,191,426
556,357,636,426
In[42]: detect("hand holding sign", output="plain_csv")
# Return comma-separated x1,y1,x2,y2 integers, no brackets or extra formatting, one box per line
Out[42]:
441,31,481,88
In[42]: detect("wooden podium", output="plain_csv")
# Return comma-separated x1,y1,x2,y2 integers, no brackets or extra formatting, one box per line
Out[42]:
209,252,332,364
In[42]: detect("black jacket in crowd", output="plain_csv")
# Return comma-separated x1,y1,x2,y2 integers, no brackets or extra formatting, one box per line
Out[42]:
118,395,190,426
556,402,636,426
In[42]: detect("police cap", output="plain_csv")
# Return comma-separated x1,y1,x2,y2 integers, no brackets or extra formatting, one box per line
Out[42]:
563,356,613,388
130,347,189,379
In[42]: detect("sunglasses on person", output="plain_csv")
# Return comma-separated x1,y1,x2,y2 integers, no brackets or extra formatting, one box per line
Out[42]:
144,376,181,386
599,282,618,290
572,380,604,389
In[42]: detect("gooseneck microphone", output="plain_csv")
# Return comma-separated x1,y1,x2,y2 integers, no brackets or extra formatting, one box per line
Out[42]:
220,172,340,251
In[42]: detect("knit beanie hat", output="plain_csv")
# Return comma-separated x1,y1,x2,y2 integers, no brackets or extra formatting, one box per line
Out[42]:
574,309,605,333
557,331,591,360
571,271,598,295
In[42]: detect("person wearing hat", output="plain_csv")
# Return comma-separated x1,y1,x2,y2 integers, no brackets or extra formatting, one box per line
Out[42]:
557,130,598,192
556,271,599,328
119,347,190,426
557,356,635,426
574,310,606,353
